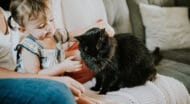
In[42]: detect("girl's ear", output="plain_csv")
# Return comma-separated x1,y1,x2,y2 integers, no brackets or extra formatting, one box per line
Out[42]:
18,27,26,33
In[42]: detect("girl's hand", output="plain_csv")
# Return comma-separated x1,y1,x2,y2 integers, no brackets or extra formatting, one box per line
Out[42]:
61,56,82,72
65,49,81,61
95,19,115,37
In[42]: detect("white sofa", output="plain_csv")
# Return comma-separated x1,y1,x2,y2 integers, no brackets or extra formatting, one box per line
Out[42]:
52,0,190,104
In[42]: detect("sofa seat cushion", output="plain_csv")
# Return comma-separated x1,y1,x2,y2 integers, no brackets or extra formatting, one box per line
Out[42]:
162,48,190,65
157,59,190,92
83,74,190,103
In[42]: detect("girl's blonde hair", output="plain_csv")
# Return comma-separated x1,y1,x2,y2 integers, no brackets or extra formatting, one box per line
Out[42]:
8,0,50,29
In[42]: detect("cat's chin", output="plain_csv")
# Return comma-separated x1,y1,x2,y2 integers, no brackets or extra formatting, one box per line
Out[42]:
90,86,100,91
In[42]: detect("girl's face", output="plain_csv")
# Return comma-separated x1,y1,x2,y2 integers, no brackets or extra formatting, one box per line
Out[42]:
24,12,56,40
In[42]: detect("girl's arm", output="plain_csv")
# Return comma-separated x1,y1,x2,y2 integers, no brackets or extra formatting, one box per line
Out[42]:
21,48,81,76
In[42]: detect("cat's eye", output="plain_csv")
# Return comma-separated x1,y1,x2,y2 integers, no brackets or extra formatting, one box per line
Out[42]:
38,23,46,29
49,18,55,22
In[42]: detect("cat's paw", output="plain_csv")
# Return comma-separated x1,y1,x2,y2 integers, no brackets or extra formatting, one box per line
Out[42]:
99,90,107,95
90,86,100,91
109,86,120,92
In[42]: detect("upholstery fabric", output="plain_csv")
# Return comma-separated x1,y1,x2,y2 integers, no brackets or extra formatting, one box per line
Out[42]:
162,48,190,65
157,59,190,92
83,73,190,104
148,0,175,6
175,0,190,18
53,0,107,31
103,0,132,34
126,0,148,42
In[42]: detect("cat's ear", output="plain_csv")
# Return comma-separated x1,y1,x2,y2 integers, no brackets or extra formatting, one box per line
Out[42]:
100,28,106,34
99,28,108,40
75,35,83,42
96,28,107,50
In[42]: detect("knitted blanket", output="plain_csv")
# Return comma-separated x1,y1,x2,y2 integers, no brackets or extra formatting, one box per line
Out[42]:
83,74,190,104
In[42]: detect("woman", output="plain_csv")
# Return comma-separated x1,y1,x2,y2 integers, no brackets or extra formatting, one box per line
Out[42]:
0,0,87,103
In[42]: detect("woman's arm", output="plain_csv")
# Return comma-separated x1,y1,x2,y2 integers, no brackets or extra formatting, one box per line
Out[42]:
0,67,98,104
68,19,115,41
0,9,8,34
0,67,84,96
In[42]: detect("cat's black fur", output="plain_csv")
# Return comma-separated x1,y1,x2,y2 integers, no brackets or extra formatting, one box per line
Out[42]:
75,28,161,94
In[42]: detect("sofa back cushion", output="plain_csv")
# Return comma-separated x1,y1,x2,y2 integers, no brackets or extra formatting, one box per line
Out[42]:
52,0,107,32
175,0,190,18
103,0,132,34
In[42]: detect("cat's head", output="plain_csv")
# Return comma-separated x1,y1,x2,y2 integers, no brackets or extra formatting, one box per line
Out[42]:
75,28,109,57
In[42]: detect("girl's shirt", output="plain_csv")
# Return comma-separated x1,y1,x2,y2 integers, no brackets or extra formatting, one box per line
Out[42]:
15,29,68,73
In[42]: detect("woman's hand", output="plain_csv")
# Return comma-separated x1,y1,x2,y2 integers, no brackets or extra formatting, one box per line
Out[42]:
50,76,98,103
50,76,85,97
95,19,115,37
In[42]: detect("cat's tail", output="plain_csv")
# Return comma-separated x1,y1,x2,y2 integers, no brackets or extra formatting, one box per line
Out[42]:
152,47,163,66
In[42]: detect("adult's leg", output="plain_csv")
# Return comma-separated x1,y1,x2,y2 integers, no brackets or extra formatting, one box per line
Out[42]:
0,78,76,104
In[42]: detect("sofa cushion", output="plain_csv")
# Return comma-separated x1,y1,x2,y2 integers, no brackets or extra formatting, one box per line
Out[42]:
103,0,132,34
126,0,176,43
52,0,107,31
157,59,190,92
162,49,190,65
126,0,148,42
139,3,190,51
175,0,190,18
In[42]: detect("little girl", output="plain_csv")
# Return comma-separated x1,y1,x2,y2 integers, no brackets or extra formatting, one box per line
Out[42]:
8,0,82,76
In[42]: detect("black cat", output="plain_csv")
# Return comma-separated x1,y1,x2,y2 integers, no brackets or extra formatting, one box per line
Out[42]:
75,28,161,94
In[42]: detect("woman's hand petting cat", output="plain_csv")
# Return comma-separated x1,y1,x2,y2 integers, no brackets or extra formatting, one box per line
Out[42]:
61,56,82,72
96,19,115,37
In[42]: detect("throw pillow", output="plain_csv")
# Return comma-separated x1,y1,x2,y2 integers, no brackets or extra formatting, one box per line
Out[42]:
139,3,190,50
